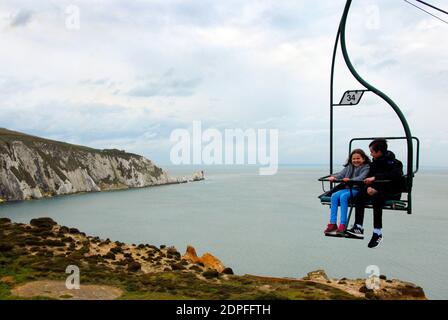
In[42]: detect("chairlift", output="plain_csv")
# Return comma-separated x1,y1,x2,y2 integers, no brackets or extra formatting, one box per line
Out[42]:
318,0,420,239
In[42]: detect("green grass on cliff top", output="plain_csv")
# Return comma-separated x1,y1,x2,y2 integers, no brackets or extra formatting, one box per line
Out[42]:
0,218,358,300
0,128,141,159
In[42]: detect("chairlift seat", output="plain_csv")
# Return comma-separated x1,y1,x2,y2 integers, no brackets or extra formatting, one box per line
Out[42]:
318,194,408,211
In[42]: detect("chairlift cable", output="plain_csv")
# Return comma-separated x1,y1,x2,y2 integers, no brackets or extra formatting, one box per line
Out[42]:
415,0,448,16
403,0,448,24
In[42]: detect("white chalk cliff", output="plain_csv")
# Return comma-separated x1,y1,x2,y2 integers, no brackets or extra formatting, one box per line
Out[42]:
0,128,203,201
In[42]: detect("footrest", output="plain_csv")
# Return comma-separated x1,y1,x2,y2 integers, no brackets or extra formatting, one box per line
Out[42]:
325,232,363,240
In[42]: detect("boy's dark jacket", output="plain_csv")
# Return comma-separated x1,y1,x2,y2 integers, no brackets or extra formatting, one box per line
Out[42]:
370,150,404,195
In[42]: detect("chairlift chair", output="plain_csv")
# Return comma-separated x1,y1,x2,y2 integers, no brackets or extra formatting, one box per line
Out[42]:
318,0,420,238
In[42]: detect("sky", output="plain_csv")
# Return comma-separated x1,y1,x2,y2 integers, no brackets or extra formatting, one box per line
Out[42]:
0,0,447,167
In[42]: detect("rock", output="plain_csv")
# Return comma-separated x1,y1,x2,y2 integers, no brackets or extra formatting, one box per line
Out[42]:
127,262,141,272
69,228,80,234
201,253,225,273
0,276,15,284
202,270,220,279
110,247,123,254
113,260,127,266
42,239,65,247
0,244,14,252
380,275,387,280
103,252,116,260
222,268,234,275
359,285,368,293
182,245,226,273
30,218,57,230
399,285,426,298
179,259,188,266
188,265,203,272
167,246,181,258
183,246,200,263
0,218,11,224
59,226,70,233
125,257,135,264
365,291,378,300
171,263,186,271
190,171,205,181
307,270,330,282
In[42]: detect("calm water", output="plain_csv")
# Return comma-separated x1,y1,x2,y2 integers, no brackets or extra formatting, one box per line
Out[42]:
0,165,447,299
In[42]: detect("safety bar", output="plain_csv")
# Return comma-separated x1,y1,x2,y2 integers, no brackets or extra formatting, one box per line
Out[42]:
348,136,420,174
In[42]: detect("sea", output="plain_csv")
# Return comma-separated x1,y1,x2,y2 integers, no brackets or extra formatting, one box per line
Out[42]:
0,165,447,299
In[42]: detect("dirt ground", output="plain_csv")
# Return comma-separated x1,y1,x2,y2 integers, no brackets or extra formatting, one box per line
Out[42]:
11,280,123,300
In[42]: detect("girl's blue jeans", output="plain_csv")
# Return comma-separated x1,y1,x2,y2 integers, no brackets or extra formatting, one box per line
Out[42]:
330,188,359,225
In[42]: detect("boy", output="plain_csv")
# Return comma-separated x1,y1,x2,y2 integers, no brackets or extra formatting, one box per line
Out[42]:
346,139,404,248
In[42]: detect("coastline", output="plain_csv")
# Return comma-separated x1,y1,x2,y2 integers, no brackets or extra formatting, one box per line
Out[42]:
0,217,426,300
0,172,205,204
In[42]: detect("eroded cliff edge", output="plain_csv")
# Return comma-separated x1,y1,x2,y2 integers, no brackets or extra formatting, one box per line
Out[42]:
0,128,203,201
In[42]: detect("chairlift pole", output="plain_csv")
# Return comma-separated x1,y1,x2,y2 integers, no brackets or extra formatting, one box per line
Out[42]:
329,27,340,180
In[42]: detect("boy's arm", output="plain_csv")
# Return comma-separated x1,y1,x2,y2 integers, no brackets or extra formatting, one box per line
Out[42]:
374,160,403,181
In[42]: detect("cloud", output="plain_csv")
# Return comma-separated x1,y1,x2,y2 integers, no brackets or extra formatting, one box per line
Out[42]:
373,58,398,70
0,0,446,166
127,70,201,97
0,76,35,95
10,9,33,27
79,78,110,86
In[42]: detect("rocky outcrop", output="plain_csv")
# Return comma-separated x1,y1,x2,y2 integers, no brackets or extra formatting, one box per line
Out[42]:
182,245,226,273
303,269,426,300
305,270,330,282
0,128,204,201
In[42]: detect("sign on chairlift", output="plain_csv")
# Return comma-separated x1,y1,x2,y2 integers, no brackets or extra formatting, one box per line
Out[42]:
338,90,367,106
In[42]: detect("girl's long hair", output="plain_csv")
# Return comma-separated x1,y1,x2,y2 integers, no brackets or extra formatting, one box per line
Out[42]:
344,148,371,167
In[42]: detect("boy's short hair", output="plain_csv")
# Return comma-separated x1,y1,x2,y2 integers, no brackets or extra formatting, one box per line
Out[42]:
369,138,388,154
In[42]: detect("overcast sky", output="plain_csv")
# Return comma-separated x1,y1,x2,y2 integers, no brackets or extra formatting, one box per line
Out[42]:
0,0,447,167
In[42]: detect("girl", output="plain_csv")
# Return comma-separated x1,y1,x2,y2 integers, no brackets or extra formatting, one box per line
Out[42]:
324,149,371,235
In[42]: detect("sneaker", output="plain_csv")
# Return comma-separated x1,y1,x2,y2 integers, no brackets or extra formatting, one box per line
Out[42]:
346,225,364,239
324,223,338,234
336,224,346,235
368,233,383,248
